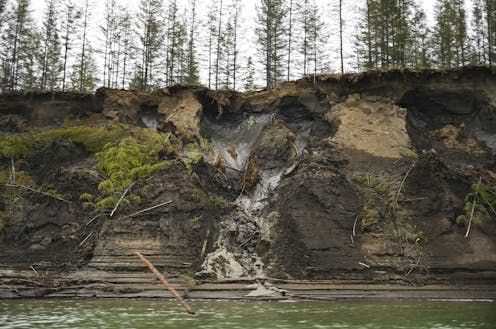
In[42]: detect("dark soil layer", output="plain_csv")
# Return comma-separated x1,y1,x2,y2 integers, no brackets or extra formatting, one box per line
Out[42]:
1,67,495,299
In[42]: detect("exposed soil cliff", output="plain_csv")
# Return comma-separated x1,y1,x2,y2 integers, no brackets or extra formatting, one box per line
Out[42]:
0,67,495,299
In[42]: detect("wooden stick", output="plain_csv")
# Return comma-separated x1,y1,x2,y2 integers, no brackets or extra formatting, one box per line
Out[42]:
117,200,172,220
358,262,370,268
351,215,359,244
10,157,16,185
30,266,39,277
5,184,72,204
110,181,136,217
135,252,195,315
201,227,210,258
79,232,94,247
393,161,415,209
86,213,104,226
465,177,482,238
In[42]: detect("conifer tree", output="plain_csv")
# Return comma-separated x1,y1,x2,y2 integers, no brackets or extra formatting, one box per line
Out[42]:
60,0,80,91
339,0,344,74
40,0,61,90
354,0,428,70
165,0,179,85
215,0,223,89
70,43,97,92
186,0,199,85
485,0,496,67
23,30,41,90
244,56,256,91
231,0,242,90
287,0,294,80
77,0,90,92
0,0,35,91
299,0,325,77
135,0,164,91
408,2,431,68
256,0,287,88
118,7,133,88
101,0,117,88
433,0,468,67
205,2,218,89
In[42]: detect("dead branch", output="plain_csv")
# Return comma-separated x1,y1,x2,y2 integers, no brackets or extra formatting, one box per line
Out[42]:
10,158,16,185
116,200,173,220
406,258,421,276
5,184,72,204
465,177,482,238
86,213,105,226
201,227,210,258
358,262,370,268
110,181,136,217
30,266,39,277
393,161,416,209
79,232,94,247
351,215,359,244
135,252,195,315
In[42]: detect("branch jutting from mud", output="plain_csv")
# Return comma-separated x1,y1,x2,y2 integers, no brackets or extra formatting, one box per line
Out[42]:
5,184,72,204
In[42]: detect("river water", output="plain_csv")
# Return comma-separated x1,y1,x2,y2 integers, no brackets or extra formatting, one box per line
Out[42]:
0,300,494,329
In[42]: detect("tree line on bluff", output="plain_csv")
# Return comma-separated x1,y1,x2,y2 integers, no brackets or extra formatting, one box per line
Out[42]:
0,0,495,93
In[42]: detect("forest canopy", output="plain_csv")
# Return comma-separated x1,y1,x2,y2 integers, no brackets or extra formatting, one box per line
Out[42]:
0,0,494,92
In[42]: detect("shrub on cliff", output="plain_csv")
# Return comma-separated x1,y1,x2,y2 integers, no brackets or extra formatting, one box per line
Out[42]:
456,177,496,228
94,130,174,211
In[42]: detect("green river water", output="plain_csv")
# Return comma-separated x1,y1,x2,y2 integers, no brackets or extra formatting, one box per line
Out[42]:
0,300,495,329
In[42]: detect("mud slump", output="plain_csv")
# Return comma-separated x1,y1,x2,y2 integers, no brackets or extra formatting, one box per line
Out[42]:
198,99,319,279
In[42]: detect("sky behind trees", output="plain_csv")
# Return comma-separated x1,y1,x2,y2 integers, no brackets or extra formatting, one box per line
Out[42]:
29,0,443,73
1,0,492,92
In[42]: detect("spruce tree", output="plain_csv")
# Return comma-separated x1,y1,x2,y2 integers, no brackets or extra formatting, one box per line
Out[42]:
101,0,117,88
256,0,287,88
60,0,80,91
433,0,468,68
408,3,431,68
77,0,90,92
214,0,224,89
471,0,486,64
486,0,496,67
287,0,294,80
244,56,256,91
40,0,61,91
118,7,133,88
135,0,164,91
186,0,199,85
231,0,242,90
1,0,35,91
165,0,179,85
70,43,97,92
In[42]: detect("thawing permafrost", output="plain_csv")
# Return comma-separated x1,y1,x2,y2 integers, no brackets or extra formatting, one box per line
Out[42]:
203,113,275,171
198,113,311,280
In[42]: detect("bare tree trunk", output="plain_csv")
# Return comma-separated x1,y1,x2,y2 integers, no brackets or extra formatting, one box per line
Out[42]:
287,0,293,81
215,0,223,90
339,0,344,74
79,1,89,92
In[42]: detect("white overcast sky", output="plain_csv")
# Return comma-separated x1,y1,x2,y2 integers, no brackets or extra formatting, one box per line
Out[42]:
26,0,474,82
